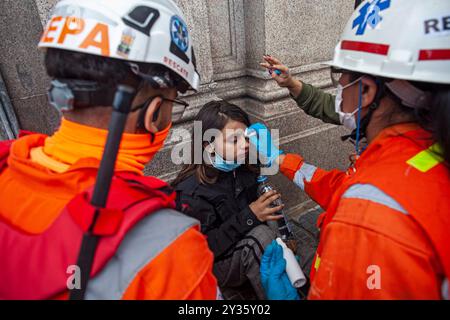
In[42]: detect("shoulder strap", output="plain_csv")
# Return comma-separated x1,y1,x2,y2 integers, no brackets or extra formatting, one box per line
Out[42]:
67,173,176,300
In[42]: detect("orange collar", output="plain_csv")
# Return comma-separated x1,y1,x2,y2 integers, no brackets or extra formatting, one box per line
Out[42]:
371,122,423,144
0,120,166,233
37,118,158,175
354,123,432,170
4,118,165,198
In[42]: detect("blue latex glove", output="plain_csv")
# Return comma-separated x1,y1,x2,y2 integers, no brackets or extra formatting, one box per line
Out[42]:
260,240,300,300
246,123,283,167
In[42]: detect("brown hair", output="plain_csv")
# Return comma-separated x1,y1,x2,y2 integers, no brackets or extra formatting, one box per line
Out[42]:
172,100,259,186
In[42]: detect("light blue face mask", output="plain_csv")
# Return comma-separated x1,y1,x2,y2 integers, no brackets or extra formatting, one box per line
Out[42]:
213,152,242,172
207,144,242,172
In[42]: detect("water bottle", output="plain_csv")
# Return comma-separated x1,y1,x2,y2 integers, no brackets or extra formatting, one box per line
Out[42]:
257,176,306,289
256,175,293,241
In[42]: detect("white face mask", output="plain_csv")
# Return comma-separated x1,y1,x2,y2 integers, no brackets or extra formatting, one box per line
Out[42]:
335,77,362,131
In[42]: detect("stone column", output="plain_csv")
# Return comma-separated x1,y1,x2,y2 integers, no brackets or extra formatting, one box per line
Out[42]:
0,0,59,135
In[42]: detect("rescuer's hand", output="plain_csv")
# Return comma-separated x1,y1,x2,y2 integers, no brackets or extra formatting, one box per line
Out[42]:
260,240,300,300
246,122,284,167
260,55,303,98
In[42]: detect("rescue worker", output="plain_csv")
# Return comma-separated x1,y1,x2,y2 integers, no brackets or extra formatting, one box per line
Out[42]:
0,0,218,300
255,0,450,299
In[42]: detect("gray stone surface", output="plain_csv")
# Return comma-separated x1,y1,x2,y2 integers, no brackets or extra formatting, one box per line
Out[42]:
0,1,48,98
35,0,58,26
244,0,267,70
290,207,322,277
0,124,6,141
208,0,246,79
0,0,56,133
12,94,61,135
174,0,215,85
0,70,20,139
264,0,354,67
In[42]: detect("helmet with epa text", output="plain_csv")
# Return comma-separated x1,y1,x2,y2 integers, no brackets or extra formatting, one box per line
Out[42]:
38,0,200,91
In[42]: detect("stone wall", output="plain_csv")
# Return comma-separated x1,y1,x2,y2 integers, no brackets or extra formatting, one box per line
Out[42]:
0,0,355,218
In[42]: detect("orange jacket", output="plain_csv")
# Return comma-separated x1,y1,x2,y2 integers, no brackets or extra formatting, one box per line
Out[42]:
0,119,218,300
280,123,449,300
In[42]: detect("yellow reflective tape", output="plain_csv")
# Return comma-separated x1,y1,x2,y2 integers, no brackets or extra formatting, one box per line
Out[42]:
407,144,444,173
314,254,321,271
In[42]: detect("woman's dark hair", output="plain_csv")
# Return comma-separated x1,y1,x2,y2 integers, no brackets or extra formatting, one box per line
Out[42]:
349,71,450,169
413,83,450,168
172,100,258,186
380,81,450,169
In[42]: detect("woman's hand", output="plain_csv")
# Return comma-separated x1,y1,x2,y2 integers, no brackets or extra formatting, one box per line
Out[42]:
260,55,303,98
249,190,284,222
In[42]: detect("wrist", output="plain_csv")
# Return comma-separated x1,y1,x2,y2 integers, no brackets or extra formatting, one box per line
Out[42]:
288,79,303,98
249,206,264,223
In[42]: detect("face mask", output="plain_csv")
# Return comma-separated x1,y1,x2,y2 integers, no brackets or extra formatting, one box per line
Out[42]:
207,143,242,172
335,77,362,131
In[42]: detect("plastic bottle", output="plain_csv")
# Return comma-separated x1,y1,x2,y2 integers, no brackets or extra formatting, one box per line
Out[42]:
276,238,306,288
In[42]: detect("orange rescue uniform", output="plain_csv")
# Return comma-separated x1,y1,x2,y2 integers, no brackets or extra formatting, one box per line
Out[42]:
0,119,217,300
280,123,449,299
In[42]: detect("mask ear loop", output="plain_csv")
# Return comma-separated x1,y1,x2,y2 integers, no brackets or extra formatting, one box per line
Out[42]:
204,142,215,165
355,80,363,156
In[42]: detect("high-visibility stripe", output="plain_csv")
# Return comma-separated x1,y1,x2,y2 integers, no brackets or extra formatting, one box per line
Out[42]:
314,254,321,271
343,184,408,215
85,208,198,300
341,40,390,56
407,144,444,173
419,49,450,61
293,163,317,191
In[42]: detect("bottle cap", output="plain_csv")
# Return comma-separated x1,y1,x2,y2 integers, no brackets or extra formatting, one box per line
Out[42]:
257,175,268,183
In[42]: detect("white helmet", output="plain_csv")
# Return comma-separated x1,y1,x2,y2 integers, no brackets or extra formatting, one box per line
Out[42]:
331,0,450,85
38,0,200,91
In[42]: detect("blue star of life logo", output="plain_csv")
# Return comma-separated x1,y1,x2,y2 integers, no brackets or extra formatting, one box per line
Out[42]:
352,0,391,36
171,16,189,53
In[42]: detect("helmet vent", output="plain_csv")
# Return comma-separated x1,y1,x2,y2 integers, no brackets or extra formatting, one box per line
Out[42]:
122,6,160,36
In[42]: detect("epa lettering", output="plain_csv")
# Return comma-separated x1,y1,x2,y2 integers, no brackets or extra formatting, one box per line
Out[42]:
41,16,110,56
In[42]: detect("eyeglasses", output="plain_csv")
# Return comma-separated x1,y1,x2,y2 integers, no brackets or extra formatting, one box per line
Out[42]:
330,67,364,88
131,95,189,123
330,67,346,88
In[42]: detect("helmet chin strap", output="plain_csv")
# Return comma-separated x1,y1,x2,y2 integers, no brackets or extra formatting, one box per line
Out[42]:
341,78,385,156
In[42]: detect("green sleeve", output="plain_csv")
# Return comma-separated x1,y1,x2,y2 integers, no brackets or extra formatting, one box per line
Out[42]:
292,82,341,125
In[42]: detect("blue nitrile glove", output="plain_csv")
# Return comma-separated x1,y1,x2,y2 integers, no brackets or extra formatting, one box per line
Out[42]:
246,123,283,167
260,240,300,300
